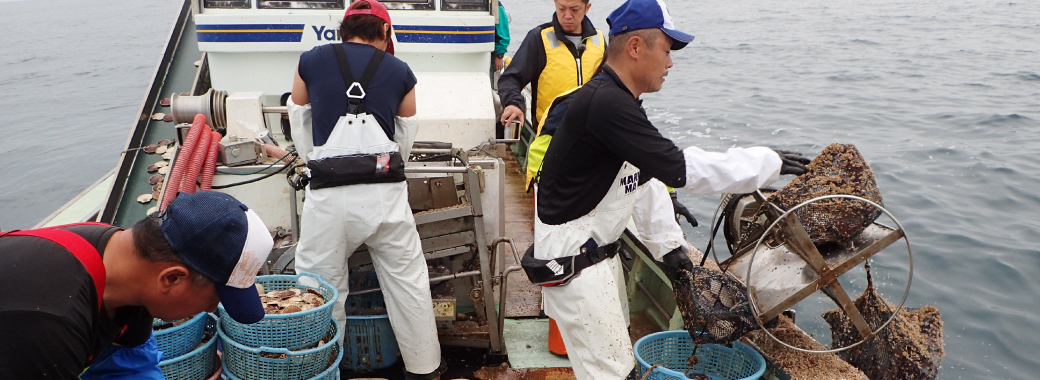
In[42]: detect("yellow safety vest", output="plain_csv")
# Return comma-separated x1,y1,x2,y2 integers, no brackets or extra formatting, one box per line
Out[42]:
534,27,605,128
525,87,581,190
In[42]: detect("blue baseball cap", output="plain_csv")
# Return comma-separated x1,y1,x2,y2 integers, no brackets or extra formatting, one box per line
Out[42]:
607,0,694,50
159,191,273,324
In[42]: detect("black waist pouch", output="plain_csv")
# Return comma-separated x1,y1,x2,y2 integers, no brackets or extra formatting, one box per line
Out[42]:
308,151,406,189
521,239,620,286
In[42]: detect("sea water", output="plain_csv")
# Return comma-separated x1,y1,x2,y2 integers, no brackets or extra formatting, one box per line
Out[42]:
2,0,1038,378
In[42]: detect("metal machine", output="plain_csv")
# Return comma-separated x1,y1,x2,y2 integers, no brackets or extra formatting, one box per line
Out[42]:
718,190,913,353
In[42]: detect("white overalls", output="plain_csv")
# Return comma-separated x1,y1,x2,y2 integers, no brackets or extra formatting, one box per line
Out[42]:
536,146,782,380
288,69,440,374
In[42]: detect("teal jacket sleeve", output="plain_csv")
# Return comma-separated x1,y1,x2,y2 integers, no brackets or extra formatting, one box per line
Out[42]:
80,334,165,380
494,4,510,55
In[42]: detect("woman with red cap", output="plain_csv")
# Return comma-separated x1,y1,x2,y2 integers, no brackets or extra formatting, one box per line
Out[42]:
287,1,445,378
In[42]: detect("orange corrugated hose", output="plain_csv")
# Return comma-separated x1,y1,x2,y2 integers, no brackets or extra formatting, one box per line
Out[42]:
200,130,221,191
179,126,212,194
161,115,206,210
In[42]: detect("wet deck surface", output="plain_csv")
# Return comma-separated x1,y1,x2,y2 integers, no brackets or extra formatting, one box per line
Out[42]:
500,147,542,318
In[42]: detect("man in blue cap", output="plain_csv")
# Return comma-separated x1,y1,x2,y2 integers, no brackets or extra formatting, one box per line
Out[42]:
0,191,273,379
526,0,810,378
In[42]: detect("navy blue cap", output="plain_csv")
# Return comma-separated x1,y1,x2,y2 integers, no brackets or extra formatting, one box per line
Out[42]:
159,191,273,324
607,0,694,50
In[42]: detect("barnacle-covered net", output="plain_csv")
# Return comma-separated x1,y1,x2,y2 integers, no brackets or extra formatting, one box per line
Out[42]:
675,266,771,345
823,280,944,380
766,144,883,247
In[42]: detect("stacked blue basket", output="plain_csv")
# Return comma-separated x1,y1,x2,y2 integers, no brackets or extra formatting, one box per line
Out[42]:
158,313,219,380
220,319,342,380
634,331,766,380
153,311,208,359
341,271,399,371
218,273,343,379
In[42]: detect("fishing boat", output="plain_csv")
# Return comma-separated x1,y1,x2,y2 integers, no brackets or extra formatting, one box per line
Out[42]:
37,1,930,379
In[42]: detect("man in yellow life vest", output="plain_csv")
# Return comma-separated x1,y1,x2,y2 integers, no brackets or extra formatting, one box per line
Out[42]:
497,0,605,191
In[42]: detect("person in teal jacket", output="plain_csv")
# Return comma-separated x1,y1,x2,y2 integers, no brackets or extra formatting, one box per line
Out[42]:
493,1,510,72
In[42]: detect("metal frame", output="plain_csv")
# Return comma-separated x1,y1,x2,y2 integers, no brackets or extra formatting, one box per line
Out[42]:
743,194,913,354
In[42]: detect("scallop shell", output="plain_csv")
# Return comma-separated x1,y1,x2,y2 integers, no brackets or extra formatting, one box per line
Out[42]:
146,206,158,215
137,194,153,203
284,296,303,304
301,293,324,306
154,161,168,168
148,174,163,185
299,304,315,311
163,114,173,122
158,139,173,146
156,145,168,154
281,305,303,314
266,290,296,300
290,288,303,296
263,306,281,314
143,144,158,154
162,150,175,160
158,166,169,175
152,189,161,200
151,113,165,121
147,165,158,173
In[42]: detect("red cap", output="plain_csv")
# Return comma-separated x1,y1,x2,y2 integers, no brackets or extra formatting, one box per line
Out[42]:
344,0,395,55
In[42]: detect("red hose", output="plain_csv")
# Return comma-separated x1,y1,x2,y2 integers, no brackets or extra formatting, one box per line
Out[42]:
264,144,291,164
161,114,206,210
180,126,212,194
200,130,221,191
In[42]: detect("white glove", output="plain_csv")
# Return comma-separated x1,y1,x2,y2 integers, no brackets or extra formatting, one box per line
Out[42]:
287,97,313,162
394,115,419,160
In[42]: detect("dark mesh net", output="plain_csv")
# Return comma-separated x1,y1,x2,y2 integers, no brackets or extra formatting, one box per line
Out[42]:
823,283,945,380
766,143,883,247
674,266,772,345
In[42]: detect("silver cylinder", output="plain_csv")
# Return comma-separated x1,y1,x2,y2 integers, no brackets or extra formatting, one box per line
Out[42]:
170,88,228,129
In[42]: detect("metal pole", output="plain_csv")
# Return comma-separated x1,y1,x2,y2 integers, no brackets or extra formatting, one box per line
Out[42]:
348,270,483,296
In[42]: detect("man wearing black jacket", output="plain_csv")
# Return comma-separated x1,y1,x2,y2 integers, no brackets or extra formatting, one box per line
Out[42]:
497,0,605,131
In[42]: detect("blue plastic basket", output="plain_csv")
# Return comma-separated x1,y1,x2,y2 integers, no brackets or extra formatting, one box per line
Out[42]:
340,271,399,371
220,319,342,380
218,272,338,350
634,331,766,380
223,343,342,380
159,313,219,380
154,311,208,359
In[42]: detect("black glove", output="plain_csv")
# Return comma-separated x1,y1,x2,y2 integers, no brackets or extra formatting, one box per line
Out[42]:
661,247,695,282
774,149,812,175
669,191,698,227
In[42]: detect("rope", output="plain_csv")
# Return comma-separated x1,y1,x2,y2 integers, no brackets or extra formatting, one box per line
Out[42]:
638,364,662,380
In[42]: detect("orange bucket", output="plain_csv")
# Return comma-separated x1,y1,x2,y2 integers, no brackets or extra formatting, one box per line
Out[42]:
548,317,567,356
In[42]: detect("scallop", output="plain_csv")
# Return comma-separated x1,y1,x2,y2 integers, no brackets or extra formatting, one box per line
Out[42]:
152,189,161,200
146,206,158,215
158,139,173,146
155,145,168,154
281,305,303,314
158,166,170,175
154,161,168,168
162,150,175,160
137,194,153,203
148,174,163,185
151,113,165,121
146,165,158,173
143,144,159,154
